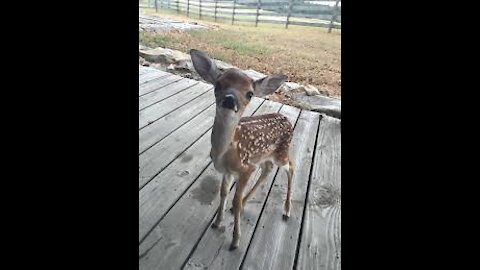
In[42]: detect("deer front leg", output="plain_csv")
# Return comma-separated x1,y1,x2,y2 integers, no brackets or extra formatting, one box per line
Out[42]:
283,160,294,220
230,172,250,250
212,173,233,228
242,161,273,208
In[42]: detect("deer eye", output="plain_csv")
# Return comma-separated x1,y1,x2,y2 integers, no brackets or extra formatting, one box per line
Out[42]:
246,91,254,100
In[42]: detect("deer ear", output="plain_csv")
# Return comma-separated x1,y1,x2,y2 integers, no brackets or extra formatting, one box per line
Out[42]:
253,74,288,97
190,49,220,84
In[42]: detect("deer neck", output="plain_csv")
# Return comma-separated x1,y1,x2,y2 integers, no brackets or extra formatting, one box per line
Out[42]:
211,109,241,165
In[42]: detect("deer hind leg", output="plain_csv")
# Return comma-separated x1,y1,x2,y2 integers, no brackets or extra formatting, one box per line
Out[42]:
212,173,233,228
282,159,294,220
273,147,295,220
276,157,294,220
242,160,273,209
230,169,253,250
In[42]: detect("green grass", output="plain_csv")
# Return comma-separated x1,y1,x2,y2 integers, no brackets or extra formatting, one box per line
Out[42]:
219,39,271,56
139,30,271,59
188,30,272,56
139,34,174,48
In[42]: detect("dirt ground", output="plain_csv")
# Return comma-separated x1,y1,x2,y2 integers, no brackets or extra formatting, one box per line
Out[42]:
139,9,341,98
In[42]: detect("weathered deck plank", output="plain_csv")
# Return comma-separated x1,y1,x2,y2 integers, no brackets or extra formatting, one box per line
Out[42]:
139,100,283,270
139,83,213,129
138,70,158,82
139,71,171,85
138,90,215,154
138,68,172,79
139,78,198,110
137,66,341,270
139,98,264,243
183,104,301,270
139,74,185,97
296,116,341,270
139,66,156,76
241,110,320,270
139,104,216,188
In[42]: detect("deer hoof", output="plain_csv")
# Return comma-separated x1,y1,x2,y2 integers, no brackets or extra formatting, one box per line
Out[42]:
229,243,238,251
282,213,290,220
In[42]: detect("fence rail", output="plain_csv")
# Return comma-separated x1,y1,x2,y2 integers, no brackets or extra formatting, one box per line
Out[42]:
139,0,341,30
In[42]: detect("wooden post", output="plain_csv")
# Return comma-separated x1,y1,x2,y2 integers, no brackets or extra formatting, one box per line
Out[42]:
199,0,202,19
154,0,158,12
177,0,179,13
328,0,340,33
187,0,190,17
214,0,218,22
286,0,293,29
232,0,237,25
255,0,261,27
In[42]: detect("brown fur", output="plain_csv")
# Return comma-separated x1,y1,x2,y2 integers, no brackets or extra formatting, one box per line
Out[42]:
235,113,293,166
190,49,293,250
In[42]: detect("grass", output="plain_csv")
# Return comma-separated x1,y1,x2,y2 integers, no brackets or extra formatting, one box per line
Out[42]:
216,39,268,56
139,8,341,97
140,34,173,48
188,30,272,57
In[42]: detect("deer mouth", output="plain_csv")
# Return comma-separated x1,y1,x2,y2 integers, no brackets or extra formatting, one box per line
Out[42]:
221,94,239,113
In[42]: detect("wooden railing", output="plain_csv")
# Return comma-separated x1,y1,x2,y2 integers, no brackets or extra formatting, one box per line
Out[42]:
140,0,341,30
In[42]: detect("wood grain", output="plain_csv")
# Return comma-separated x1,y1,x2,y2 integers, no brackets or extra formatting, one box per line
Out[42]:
296,116,341,270
139,98,264,242
139,83,212,129
139,73,184,97
240,110,320,270
139,100,281,270
139,71,171,86
136,67,341,270
139,78,198,110
138,90,214,154
183,104,301,270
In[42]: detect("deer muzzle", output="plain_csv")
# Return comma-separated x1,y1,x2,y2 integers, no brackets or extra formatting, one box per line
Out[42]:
221,94,239,112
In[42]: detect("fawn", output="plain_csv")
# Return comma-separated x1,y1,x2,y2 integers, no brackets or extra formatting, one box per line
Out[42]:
190,49,294,250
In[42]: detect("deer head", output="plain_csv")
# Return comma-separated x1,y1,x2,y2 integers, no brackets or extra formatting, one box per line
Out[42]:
190,49,287,117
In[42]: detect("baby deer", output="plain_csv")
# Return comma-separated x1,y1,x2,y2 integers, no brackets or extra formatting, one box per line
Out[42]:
190,49,294,250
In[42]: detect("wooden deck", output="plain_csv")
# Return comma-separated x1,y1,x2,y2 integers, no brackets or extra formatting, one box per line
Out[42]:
138,66,341,270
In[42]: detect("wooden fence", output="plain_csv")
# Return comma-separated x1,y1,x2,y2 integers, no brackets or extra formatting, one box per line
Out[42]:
139,0,341,31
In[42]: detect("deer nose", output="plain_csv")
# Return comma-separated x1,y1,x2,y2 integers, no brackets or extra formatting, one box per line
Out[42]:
222,94,238,112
